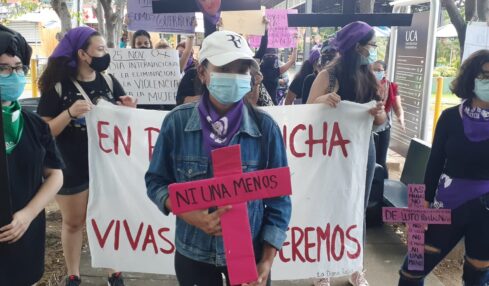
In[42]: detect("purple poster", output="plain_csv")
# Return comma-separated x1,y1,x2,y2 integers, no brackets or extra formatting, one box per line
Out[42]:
127,0,196,33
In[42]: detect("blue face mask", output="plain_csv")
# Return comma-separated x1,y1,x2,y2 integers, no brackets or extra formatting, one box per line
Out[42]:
208,72,252,105
0,73,27,102
374,71,385,81
474,79,489,103
361,47,377,66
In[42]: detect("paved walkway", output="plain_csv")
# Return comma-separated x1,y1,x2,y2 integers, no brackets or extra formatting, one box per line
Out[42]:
79,225,444,286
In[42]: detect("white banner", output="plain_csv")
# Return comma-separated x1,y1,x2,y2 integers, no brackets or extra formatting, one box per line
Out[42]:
86,101,374,280
107,48,181,105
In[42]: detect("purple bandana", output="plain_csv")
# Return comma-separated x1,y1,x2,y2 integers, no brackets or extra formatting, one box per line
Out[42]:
198,91,244,155
330,21,373,55
50,27,97,68
434,174,489,210
195,0,221,25
460,100,489,142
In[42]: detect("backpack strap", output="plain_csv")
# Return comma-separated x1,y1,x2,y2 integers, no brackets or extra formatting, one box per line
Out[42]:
101,72,114,93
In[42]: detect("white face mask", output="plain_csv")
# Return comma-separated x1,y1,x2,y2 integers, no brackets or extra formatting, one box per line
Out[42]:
474,79,489,103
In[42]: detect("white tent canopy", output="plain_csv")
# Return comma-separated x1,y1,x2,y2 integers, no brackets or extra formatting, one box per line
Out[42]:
436,24,458,38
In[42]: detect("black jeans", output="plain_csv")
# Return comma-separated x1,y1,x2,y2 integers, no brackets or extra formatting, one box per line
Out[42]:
398,194,489,286
175,251,272,286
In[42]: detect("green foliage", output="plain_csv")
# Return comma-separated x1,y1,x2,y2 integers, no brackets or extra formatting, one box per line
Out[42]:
0,0,40,24
433,66,458,77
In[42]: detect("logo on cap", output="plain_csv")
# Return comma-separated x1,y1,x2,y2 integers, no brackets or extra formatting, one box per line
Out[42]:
227,34,242,48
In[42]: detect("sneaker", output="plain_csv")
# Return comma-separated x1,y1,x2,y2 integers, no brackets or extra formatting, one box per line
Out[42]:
313,278,331,286
63,275,81,286
108,272,125,286
349,270,369,286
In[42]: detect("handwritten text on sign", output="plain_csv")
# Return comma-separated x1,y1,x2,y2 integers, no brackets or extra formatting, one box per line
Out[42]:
107,48,180,105
86,102,374,279
127,0,196,33
249,9,298,48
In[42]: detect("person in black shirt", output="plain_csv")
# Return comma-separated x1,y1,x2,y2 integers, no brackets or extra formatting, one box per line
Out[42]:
301,41,338,104
131,29,152,49
398,50,489,286
37,27,135,286
260,47,297,105
0,24,64,286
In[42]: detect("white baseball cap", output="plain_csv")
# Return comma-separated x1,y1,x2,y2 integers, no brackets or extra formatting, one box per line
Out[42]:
199,30,255,67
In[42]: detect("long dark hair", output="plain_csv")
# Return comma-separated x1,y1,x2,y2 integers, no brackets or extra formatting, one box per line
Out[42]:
293,59,314,81
39,32,100,94
329,30,379,103
132,30,152,48
451,49,489,100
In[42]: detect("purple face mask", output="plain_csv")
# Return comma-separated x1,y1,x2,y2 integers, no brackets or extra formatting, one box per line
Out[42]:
460,100,489,142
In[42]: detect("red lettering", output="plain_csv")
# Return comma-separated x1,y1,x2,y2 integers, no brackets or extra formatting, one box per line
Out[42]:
291,227,306,262
316,224,331,262
114,125,132,156
142,225,158,254
158,228,175,254
91,219,114,248
114,220,120,251
279,241,291,262
331,225,345,261
97,121,112,153
144,127,160,161
305,123,328,157
123,220,144,250
304,227,316,262
328,122,350,157
290,124,306,158
346,225,361,259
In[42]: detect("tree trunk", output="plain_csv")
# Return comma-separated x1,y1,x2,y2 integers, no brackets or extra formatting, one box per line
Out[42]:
465,0,477,20
51,0,72,37
95,3,105,36
443,0,467,57
358,0,375,13
113,0,127,48
99,0,117,48
478,0,489,21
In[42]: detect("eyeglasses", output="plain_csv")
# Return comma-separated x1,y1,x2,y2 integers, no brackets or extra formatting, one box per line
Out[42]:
0,65,29,78
367,42,378,48
477,71,489,80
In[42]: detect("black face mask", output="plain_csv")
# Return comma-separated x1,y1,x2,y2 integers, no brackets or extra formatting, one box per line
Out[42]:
88,53,111,72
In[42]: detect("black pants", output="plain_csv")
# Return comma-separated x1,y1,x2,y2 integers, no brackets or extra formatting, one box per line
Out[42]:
374,128,390,177
399,195,489,285
175,251,272,286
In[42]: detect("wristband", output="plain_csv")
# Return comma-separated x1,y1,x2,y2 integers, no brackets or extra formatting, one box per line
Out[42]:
67,108,76,119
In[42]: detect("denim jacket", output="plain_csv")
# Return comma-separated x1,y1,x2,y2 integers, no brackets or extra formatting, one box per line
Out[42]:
145,102,291,266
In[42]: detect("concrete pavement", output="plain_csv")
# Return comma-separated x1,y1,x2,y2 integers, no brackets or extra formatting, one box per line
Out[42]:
79,225,444,286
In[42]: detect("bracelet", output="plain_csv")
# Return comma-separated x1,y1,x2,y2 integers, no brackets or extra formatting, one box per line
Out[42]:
67,108,76,119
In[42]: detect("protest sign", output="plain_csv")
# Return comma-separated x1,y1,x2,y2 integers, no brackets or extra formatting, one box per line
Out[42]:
220,7,266,36
383,185,451,270
106,48,180,105
86,102,374,279
249,9,298,48
127,0,196,33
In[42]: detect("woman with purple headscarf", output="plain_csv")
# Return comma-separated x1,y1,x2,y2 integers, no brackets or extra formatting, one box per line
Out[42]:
307,21,387,286
397,50,489,286
285,45,322,105
37,27,135,286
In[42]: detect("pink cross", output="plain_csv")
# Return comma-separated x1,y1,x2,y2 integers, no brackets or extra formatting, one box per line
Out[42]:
169,145,292,285
383,184,451,271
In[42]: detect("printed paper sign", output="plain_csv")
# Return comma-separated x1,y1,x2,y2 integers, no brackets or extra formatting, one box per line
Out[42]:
127,0,196,33
86,102,374,279
107,48,180,105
